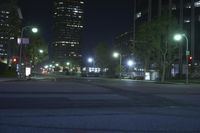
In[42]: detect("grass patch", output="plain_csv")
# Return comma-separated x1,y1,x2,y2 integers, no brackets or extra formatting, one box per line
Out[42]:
0,70,17,78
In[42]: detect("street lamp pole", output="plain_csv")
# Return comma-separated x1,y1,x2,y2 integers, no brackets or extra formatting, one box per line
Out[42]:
119,54,122,78
174,34,189,84
18,26,38,79
113,52,122,79
183,34,189,84
19,26,26,78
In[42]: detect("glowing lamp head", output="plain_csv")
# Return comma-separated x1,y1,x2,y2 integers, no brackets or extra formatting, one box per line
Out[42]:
32,27,38,33
113,52,120,58
174,34,183,41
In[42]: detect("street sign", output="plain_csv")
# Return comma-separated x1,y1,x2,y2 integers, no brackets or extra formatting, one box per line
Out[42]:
17,38,29,45
186,50,190,56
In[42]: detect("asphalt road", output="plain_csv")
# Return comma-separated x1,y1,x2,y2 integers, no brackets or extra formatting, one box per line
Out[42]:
0,78,200,133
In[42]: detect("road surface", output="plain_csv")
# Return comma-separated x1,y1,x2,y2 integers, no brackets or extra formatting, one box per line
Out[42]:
0,78,200,133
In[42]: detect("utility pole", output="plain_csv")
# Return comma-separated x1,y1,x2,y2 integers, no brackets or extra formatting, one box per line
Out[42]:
191,0,195,60
133,0,136,47
158,0,162,16
148,0,152,22
179,0,183,76
169,0,172,16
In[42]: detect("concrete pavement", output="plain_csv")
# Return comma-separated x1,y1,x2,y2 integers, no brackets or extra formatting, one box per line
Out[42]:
0,79,200,132
0,77,17,82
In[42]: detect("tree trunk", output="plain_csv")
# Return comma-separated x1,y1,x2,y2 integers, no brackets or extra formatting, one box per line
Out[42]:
144,57,149,79
161,52,167,83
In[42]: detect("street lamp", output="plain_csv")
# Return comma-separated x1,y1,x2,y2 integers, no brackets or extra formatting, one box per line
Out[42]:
39,49,44,54
127,60,134,67
66,62,70,66
87,57,95,68
113,52,122,78
32,28,38,33
18,26,38,79
173,33,189,84
55,63,59,67
88,57,93,63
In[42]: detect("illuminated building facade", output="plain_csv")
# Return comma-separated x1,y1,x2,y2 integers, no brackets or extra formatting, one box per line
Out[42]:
135,0,200,63
52,0,84,63
0,5,10,62
0,2,19,65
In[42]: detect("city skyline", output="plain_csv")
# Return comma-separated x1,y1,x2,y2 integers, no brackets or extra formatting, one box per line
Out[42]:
51,0,84,61
18,0,134,56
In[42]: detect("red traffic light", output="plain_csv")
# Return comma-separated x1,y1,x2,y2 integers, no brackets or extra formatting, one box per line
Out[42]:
189,56,193,60
13,58,17,62
12,56,18,64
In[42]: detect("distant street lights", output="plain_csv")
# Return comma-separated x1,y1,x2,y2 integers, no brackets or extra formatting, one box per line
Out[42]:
66,62,70,66
39,49,44,54
87,57,95,67
127,60,135,68
18,26,38,79
113,52,122,78
173,33,189,84
88,57,93,63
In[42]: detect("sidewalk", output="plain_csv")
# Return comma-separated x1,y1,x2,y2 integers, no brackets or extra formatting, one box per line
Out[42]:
0,77,17,82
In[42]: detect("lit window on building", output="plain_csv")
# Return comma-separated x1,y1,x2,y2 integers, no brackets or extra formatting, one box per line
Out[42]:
10,37,14,40
195,1,200,7
172,5,177,10
74,10,78,13
185,3,191,8
136,12,142,18
184,19,191,23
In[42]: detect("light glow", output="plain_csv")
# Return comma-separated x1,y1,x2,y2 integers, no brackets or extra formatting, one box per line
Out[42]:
174,34,182,41
32,27,38,33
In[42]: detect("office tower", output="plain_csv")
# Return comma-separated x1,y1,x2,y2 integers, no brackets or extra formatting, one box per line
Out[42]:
0,6,10,62
0,1,20,65
52,0,84,64
135,0,200,62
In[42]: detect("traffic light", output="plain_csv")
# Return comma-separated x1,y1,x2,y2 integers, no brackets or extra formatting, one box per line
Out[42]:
188,56,193,64
12,56,18,64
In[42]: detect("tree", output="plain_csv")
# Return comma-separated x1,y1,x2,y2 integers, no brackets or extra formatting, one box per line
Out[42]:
133,13,179,82
133,22,157,73
26,35,48,66
150,14,179,82
93,43,116,76
93,43,111,68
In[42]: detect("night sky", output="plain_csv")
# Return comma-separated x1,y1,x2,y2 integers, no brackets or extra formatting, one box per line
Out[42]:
18,0,134,56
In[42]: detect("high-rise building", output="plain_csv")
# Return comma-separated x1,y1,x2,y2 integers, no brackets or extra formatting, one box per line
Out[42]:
0,5,10,62
0,2,20,65
134,0,200,62
52,0,84,63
